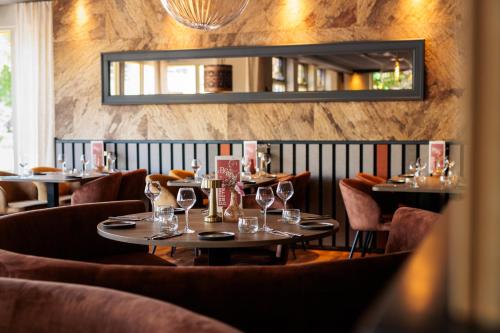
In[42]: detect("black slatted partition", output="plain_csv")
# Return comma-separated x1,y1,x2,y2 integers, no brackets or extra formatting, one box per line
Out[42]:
55,139,465,250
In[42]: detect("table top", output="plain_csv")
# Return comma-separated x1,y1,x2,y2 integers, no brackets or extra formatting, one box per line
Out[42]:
0,172,104,184
167,173,290,189
97,209,338,249
372,176,465,194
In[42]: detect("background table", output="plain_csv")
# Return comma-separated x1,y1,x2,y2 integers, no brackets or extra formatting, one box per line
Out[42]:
0,173,103,207
98,209,339,265
167,173,291,191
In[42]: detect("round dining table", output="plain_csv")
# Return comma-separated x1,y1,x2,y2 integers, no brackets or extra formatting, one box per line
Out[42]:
97,209,339,266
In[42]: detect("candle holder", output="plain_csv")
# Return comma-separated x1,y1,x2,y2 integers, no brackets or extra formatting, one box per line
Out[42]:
201,178,223,223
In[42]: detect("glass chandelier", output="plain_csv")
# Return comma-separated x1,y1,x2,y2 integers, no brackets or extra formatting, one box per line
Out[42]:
160,0,249,31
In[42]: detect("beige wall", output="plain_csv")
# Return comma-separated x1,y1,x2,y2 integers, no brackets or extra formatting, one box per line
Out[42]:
53,0,465,141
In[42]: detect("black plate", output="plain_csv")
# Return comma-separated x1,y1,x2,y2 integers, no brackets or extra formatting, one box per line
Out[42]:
64,175,82,179
102,221,136,229
198,231,235,241
33,172,46,176
261,209,283,214
299,221,335,230
242,180,256,184
173,208,185,214
388,178,406,184
399,173,415,178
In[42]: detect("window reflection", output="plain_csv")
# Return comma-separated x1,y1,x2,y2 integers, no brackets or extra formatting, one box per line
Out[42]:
109,51,414,96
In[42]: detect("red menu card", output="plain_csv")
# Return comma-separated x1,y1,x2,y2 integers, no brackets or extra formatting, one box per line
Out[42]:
215,156,241,208
90,141,104,169
243,141,257,174
429,140,446,175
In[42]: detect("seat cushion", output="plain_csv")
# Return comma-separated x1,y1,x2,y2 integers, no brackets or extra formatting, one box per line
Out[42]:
90,252,175,266
7,200,47,213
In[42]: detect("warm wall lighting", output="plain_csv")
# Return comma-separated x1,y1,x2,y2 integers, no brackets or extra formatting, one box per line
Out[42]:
75,0,88,26
282,0,305,28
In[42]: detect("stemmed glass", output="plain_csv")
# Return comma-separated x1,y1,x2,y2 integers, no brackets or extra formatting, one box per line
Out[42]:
277,181,294,210
108,152,117,172
256,186,275,232
144,181,162,222
18,160,28,177
57,153,66,173
80,154,90,176
191,159,202,182
200,174,212,215
240,156,251,180
177,188,196,234
263,153,272,172
409,158,427,188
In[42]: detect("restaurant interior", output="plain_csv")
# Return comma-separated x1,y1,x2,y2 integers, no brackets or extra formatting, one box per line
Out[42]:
0,0,498,332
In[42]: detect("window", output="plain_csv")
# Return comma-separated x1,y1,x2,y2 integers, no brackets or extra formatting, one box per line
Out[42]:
272,57,286,92
0,30,12,171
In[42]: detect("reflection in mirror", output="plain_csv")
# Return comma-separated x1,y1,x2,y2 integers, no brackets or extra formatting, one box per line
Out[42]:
109,50,414,96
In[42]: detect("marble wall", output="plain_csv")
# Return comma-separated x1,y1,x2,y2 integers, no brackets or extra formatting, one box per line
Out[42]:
53,0,466,141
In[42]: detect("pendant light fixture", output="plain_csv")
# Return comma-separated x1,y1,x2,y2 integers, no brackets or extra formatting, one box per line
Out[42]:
160,0,250,31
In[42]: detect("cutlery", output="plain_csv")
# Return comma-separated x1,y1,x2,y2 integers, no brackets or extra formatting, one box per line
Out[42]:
108,216,146,221
145,232,183,240
301,215,331,221
269,229,302,237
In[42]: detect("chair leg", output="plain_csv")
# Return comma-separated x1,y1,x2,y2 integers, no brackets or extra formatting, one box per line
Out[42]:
366,232,374,254
151,245,157,255
170,246,176,257
349,230,361,259
361,232,373,257
291,242,297,259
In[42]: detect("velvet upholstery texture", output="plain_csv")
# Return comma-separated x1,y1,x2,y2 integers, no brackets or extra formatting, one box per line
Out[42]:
356,172,386,186
386,207,441,253
117,169,147,201
0,201,172,266
0,172,45,215
71,173,122,205
169,169,195,179
290,171,311,210
146,174,179,207
340,179,391,231
0,277,239,333
0,249,409,332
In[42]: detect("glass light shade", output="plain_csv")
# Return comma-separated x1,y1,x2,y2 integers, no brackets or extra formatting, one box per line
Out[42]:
160,0,249,31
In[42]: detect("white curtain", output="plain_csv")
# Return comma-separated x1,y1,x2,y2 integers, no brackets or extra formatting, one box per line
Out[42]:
13,1,54,170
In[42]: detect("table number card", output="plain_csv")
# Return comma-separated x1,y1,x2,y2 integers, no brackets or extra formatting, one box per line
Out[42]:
90,141,104,170
215,156,241,208
243,141,257,174
429,140,446,175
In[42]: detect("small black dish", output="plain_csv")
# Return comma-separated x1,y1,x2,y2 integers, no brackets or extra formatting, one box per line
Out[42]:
198,231,235,241
33,172,46,176
299,221,334,230
242,180,256,184
388,178,406,184
65,175,82,179
262,209,283,215
173,207,185,214
102,221,136,229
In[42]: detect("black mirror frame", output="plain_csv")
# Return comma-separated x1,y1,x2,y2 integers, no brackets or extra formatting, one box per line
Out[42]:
101,40,424,105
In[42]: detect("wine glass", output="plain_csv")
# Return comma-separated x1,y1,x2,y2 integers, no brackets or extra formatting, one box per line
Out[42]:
277,181,294,210
191,159,202,181
108,152,117,172
256,186,275,232
144,181,161,222
177,187,196,233
80,154,90,176
57,153,66,173
409,158,427,188
18,160,28,177
263,153,272,171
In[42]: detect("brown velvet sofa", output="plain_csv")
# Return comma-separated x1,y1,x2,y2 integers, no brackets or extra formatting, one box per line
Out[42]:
0,200,172,266
0,201,420,331
0,277,239,333
0,248,409,332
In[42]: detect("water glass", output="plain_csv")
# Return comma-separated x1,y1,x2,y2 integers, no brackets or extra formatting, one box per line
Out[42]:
57,153,66,173
155,205,174,225
177,187,196,233
255,186,275,232
161,215,179,234
80,154,90,175
283,209,301,225
238,217,259,234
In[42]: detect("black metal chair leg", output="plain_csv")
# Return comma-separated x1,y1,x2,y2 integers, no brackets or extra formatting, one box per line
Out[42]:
366,232,374,254
152,245,157,255
301,240,307,251
170,246,176,257
349,230,361,259
361,231,372,257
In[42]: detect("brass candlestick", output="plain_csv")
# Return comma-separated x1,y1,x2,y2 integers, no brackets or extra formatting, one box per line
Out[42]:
201,178,223,223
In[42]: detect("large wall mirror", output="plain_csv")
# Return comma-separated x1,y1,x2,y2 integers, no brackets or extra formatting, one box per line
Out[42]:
102,40,424,104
